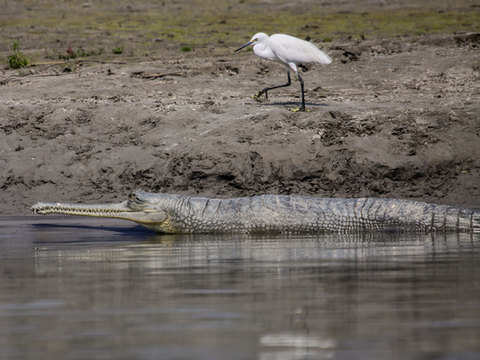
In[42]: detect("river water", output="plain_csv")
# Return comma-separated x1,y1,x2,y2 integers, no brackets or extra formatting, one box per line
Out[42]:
1,216,479,360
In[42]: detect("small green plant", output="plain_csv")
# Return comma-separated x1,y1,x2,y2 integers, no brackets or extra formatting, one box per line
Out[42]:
7,41,29,69
180,46,192,52
75,47,88,57
112,46,124,54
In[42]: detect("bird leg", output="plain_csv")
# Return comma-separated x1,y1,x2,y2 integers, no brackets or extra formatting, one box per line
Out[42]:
254,72,291,101
297,72,306,111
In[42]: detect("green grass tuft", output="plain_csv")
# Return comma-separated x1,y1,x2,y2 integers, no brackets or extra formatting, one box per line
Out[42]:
7,41,29,69
112,46,124,54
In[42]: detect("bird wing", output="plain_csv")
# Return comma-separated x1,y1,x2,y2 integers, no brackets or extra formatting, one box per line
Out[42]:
269,34,332,65
253,42,278,61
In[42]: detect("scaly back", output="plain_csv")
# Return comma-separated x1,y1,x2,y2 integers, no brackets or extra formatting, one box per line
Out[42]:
161,194,480,234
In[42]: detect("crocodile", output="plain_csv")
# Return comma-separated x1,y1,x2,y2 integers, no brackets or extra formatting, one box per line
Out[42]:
31,190,480,234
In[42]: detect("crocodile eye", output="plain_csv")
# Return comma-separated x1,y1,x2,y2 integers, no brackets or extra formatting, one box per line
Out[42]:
128,192,145,205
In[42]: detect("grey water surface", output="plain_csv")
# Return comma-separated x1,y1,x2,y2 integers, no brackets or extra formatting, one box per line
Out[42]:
1,216,480,360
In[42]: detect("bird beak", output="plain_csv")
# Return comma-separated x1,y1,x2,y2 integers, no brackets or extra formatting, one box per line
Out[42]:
234,41,254,53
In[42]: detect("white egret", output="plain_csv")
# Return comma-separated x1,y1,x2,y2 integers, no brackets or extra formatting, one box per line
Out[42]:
235,32,332,111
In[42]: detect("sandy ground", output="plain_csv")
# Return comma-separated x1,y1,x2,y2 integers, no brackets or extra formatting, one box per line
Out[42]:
1,1,480,215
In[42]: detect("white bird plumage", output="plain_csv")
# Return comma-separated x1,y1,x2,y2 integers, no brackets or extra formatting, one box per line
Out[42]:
235,32,332,111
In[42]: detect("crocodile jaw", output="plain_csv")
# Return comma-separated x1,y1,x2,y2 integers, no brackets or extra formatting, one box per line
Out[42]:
32,201,130,216
31,200,169,230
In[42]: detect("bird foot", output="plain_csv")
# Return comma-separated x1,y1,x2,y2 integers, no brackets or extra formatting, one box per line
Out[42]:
253,91,267,102
289,106,308,112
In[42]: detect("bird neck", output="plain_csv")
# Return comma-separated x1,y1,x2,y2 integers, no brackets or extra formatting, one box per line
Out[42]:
253,42,275,60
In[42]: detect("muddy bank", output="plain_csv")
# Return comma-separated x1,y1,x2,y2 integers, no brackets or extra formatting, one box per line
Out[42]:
1,7,480,215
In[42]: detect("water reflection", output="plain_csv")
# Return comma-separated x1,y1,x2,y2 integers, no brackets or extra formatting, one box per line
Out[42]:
0,216,479,360
259,333,336,360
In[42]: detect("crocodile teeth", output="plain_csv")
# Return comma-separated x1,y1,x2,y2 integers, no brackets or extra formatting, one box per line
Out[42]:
31,202,127,216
